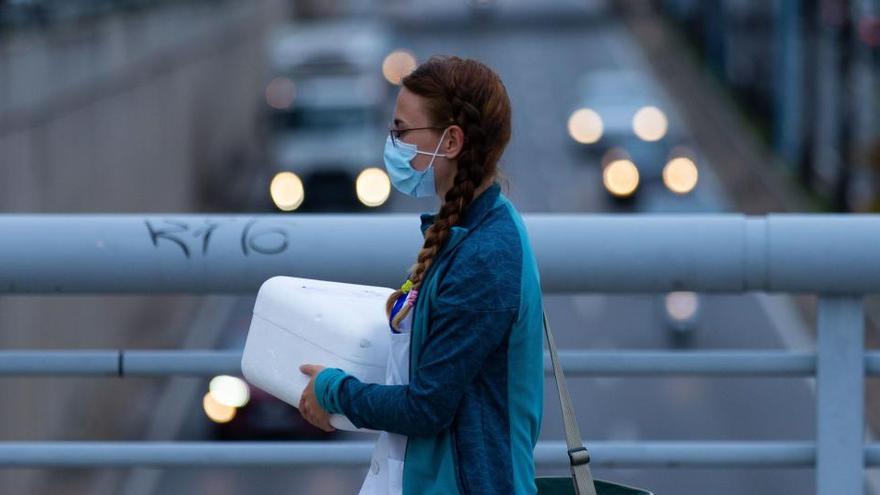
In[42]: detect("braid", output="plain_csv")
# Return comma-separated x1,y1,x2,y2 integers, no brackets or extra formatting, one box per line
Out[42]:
388,166,477,329
385,56,511,331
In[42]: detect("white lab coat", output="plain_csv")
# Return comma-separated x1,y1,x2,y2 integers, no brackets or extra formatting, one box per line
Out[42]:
357,300,412,495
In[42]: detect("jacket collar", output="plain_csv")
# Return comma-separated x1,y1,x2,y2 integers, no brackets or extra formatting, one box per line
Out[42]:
418,181,501,252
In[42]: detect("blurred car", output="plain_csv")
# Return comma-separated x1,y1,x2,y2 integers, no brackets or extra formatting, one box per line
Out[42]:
567,68,699,205
569,69,704,344
204,300,337,441
263,19,393,212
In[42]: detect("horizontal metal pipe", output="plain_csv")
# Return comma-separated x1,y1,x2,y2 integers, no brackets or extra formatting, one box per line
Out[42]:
1,214,879,294
0,350,877,377
0,351,120,375
0,441,840,468
557,351,820,376
123,350,242,376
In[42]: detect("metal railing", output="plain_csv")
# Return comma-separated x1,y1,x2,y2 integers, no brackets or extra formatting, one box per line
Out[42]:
1,213,878,494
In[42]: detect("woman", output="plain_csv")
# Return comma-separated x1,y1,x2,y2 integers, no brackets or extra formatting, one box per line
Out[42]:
299,55,545,495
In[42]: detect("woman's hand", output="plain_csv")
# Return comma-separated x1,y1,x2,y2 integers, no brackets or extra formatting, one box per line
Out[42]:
298,364,336,432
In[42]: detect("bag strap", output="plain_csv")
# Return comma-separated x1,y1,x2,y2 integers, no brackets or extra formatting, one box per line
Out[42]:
543,310,597,495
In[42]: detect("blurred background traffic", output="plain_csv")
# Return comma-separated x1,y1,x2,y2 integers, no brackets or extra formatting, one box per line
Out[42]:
0,0,878,494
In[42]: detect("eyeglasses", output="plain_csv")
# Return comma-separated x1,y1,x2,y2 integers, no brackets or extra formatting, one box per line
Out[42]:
388,124,444,148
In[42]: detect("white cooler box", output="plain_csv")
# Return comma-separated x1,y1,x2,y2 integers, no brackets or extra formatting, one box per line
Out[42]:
241,275,395,432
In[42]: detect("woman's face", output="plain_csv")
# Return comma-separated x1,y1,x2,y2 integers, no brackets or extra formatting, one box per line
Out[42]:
392,86,464,200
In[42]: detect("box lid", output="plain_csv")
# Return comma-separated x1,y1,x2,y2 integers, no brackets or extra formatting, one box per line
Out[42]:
253,276,395,365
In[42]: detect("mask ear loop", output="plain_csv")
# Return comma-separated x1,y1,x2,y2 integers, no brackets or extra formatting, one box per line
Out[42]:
415,127,450,169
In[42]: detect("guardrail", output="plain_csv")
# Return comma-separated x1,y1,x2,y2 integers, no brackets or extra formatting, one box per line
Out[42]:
1,213,878,494
0,349,877,377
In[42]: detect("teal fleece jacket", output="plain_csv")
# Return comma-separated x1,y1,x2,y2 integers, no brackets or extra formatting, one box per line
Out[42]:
314,181,545,494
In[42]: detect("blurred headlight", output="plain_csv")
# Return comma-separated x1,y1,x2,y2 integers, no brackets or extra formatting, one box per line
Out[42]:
663,156,699,194
270,171,305,211
632,106,668,142
382,50,418,86
356,167,391,207
265,77,296,110
567,108,603,144
665,291,699,321
209,375,250,408
603,159,639,197
203,392,236,424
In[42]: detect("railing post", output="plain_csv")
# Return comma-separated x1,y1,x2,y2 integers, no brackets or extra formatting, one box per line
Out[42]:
816,295,865,495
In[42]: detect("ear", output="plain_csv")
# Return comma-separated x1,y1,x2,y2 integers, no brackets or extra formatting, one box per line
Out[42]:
442,124,465,160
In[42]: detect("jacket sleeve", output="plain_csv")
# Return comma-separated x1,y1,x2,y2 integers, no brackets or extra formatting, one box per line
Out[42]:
313,250,520,437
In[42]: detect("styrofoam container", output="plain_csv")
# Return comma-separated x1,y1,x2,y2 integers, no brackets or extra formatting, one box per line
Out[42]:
241,275,394,432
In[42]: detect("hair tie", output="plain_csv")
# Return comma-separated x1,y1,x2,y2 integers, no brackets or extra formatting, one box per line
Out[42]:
400,279,414,294
405,288,419,305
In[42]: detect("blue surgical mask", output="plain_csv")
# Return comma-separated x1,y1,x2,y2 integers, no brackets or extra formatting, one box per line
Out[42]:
383,127,449,198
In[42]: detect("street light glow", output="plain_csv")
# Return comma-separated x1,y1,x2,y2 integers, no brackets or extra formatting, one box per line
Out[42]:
633,106,668,141
663,156,699,194
270,172,305,211
568,108,604,144
265,77,296,110
382,50,417,86
356,167,391,207
603,159,640,197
